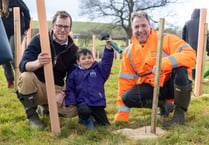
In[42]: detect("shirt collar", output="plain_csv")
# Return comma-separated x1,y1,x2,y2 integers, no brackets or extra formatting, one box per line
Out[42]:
78,65,85,70
53,34,68,46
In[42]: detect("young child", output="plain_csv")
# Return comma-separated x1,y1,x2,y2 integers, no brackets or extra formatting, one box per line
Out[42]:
65,42,114,130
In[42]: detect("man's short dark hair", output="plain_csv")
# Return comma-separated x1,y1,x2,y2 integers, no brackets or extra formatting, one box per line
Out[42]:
52,10,72,29
76,48,93,60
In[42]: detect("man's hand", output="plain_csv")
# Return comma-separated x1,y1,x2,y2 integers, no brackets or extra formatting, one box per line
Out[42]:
56,92,65,107
25,52,51,72
37,52,51,66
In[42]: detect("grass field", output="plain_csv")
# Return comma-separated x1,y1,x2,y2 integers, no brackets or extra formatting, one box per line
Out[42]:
0,58,209,144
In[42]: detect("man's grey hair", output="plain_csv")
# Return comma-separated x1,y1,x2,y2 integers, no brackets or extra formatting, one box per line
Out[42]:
131,10,150,25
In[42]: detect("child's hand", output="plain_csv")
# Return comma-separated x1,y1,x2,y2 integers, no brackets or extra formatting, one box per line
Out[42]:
56,92,65,107
106,37,113,49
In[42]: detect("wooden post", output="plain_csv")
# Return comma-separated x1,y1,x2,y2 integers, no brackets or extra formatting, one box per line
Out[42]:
75,38,78,46
151,18,165,134
194,8,207,97
13,7,21,87
36,0,61,135
97,50,100,59
92,35,96,58
200,23,208,94
27,18,33,45
21,36,26,53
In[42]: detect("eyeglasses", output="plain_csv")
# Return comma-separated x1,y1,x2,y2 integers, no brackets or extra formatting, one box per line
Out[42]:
54,24,71,30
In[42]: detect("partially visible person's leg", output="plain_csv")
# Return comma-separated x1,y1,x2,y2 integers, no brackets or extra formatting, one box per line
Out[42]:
90,107,110,126
17,72,46,128
192,68,196,80
2,35,24,88
158,79,175,117
78,105,95,130
122,83,175,117
56,85,78,118
36,84,63,116
122,84,153,108
2,61,14,88
164,67,192,128
9,35,24,67
9,35,15,67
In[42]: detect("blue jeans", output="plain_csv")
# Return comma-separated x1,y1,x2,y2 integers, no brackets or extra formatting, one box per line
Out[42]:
2,35,24,82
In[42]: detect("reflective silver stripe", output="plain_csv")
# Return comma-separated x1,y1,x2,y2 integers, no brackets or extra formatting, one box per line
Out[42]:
167,55,178,68
119,72,139,79
140,70,152,76
124,46,153,77
162,50,168,57
125,46,131,56
161,44,190,56
125,47,138,74
162,44,190,68
177,44,191,52
119,70,153,79
118,106,130,112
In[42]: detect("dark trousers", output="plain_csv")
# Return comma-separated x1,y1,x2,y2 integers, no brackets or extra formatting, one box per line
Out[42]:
192,68,196,80
78,105,110,126
2,35,24,82
2,62,14,82
122,67,191,108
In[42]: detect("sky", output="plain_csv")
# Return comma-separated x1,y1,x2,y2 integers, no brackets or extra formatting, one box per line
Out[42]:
23,0,209,28
23,0,87,21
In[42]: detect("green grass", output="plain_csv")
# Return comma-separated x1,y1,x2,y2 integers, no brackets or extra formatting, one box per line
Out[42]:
1,59,209,145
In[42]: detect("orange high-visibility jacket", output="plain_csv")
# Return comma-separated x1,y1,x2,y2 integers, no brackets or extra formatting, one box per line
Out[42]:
115,29,196,122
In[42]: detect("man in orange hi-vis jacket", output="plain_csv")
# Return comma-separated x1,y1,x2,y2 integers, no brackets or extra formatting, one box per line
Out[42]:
114,10,196,128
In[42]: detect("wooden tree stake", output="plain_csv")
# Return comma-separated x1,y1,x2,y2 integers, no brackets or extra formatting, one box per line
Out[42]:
92,35,96,58
13,7,21,87
151,18,165,134
27,18,33,45
194,8,207,97
36,0,61,135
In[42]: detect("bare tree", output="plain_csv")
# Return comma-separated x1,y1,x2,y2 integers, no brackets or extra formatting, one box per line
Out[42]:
79,0,178,40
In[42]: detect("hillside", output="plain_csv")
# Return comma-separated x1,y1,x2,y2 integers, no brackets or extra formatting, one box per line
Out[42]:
32,21,127,38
